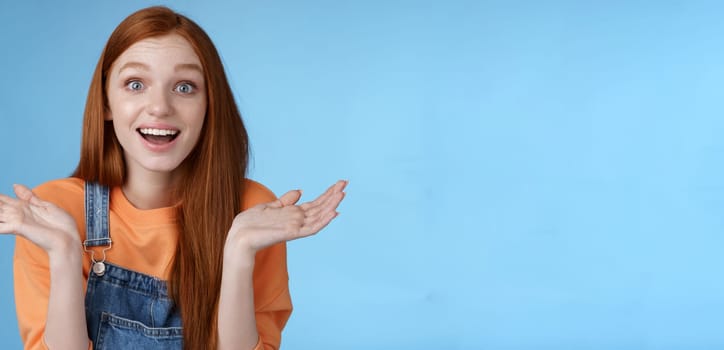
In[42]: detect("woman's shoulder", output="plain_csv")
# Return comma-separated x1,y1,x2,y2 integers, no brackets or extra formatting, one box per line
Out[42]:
241,179,277,210
30,178,86,220
33,177,85,200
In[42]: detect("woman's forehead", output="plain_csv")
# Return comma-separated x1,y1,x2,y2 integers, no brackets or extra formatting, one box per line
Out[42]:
112,34,202,73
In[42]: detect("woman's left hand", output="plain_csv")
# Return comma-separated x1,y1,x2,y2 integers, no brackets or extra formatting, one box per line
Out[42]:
225,180,348,262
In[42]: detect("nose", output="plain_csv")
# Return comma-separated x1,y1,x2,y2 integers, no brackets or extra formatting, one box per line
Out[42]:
146,87,171,117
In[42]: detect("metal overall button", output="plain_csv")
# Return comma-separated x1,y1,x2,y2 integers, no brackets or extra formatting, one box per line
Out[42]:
83,239,113,277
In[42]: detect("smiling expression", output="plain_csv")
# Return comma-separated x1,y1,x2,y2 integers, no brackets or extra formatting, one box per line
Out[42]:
106,33,207,182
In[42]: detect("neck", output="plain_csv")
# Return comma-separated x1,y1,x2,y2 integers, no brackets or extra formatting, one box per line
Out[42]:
122,172,179,210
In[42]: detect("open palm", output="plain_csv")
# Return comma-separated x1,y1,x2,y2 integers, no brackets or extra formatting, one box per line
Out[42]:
0,184,80,253
226,180,347,255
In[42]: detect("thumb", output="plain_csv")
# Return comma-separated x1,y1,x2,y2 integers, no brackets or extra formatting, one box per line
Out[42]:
267,190,302,208
13,184,44,206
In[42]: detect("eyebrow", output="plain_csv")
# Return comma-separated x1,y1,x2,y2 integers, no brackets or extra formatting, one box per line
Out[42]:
174,63,203,74
117,62,149,74
116,62,204,75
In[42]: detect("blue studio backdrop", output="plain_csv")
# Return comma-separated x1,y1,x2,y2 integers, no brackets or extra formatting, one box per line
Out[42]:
1,1,724,349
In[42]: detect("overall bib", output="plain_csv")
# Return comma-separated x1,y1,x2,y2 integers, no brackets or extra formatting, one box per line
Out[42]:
83,182,183,349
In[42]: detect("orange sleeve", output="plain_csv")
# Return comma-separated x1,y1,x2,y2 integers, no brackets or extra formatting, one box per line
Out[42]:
14,235,51,350
243,180,293,349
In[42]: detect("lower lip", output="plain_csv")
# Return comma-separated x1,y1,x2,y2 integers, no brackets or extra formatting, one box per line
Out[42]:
137,132,179,152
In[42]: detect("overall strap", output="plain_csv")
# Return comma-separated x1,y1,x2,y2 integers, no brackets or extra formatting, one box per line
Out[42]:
83,181,111,247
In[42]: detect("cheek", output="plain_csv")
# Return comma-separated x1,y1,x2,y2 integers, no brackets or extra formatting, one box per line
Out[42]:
180,102,206,146
106,93,132,123
189,115,206,144
190,100,207,132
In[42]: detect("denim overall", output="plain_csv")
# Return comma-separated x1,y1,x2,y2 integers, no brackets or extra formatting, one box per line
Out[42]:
83,182,183,349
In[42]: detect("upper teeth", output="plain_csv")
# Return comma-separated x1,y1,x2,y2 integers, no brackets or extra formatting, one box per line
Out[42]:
139,128,178,136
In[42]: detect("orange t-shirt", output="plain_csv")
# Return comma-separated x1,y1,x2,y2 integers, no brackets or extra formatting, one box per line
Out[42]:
13,177,292,350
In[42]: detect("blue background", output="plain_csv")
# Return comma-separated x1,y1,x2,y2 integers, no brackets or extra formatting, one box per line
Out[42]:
1,1,724,349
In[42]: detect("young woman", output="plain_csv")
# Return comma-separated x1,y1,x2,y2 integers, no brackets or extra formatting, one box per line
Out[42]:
1,6,346,350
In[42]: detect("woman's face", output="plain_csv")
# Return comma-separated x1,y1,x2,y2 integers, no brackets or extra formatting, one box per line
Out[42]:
106,33,206,182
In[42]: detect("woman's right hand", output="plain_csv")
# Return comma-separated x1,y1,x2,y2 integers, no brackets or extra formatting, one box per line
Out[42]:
0,184,80,254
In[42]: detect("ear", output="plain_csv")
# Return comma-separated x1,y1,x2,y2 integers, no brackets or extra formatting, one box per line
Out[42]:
105,109,112,121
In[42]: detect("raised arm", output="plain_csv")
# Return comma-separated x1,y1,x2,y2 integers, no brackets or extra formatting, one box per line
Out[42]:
2,184,89,350
218,180,347,350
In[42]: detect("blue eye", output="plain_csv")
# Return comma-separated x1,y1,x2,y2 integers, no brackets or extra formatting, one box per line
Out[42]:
175,82,195,94
127,80,144,91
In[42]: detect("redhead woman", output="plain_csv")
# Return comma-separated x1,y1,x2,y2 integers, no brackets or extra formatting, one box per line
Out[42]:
0,6,346,350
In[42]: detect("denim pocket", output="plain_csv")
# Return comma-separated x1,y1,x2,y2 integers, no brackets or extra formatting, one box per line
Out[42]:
95,312,183,349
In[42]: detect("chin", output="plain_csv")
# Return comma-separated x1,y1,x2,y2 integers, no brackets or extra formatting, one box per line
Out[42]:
141,161,185,174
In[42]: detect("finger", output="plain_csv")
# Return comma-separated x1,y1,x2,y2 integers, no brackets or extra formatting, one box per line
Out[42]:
304,181,341,208
14,184,32,201
280,189,302,207
303,192,343,226
266,190,302,209
13,184,45,207
300,210,339,237
304,191,345,220
336,179,349,192
265,197,284,209
299,180,347,211
0,193,19,206
321,189,345,211
14,184,46,208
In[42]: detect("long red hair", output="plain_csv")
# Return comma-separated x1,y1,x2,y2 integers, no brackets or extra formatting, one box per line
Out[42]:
73,6,248,349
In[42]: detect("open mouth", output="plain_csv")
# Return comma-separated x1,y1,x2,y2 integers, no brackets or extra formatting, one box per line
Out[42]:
137,128,180,145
